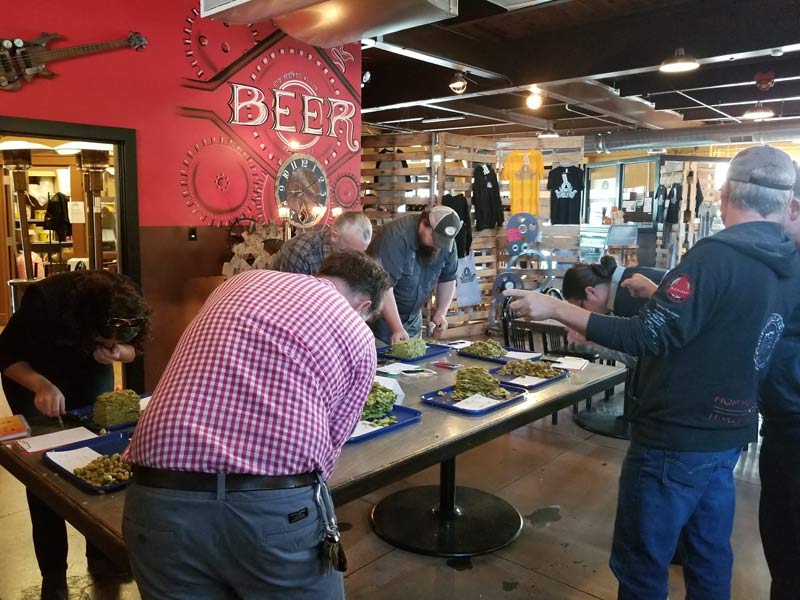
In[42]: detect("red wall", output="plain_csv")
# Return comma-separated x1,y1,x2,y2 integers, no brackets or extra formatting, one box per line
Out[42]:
1,0,362,226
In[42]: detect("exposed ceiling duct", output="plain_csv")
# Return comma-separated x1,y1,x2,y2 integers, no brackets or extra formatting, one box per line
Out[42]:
201,0,458,48
586,120,800,153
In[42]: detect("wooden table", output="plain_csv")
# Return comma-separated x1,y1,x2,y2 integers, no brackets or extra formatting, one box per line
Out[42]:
0,353,625,567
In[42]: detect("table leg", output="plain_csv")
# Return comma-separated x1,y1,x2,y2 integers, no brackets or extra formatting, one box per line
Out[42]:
370,457,523,557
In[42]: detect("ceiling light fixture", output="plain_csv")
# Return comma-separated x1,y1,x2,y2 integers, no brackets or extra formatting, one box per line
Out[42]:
537,129,560,139
526,91,543,110
449,72,468,95
420,115,466,124
361,71,371,88
659,47,700,73
742,101,775,120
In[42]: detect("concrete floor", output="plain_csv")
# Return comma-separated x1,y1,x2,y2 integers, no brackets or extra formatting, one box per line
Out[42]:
0,397,770,600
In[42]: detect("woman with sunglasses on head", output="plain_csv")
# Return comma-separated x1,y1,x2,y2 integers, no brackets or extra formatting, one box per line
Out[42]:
0,269,150,600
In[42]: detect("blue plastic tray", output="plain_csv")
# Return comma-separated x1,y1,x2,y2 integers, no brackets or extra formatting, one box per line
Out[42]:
378,343,451,363
457,346,542,365
43,432,132,494
489,366,568,390
64,394,151,432
347,405,422,443
420,383,526,415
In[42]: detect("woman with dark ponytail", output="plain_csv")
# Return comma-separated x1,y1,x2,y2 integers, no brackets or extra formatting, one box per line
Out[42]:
563,256,666,319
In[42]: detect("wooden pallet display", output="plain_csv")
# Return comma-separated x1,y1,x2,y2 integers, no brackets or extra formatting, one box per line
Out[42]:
420,134,501,339
360,133,436,228
496,136,585,223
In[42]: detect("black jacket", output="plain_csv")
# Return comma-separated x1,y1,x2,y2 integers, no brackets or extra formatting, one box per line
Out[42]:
586,222,800,452
442,193,472,258
761,303,800,441
0,273,113,418
472,164,503,230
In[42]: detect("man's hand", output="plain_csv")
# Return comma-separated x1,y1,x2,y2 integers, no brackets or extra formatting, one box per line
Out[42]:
431,314,449,338
567,329,588,345
502,289,562,321
621,274,658,299
34,380,65,417
390,329,410,344
94,343,121,365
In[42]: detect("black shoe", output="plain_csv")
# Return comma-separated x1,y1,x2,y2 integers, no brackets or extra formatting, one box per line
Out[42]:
41,573,67,600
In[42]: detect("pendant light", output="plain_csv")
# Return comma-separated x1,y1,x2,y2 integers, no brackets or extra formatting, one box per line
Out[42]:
449,72,468,95
659,48,700,73
538,129,560,139
742,101,775,120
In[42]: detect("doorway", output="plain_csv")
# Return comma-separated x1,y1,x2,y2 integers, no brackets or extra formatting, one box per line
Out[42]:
0,116,143,392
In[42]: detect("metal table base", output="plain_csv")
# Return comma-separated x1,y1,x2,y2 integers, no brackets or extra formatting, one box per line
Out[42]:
370,457,523,557
574,405,631,440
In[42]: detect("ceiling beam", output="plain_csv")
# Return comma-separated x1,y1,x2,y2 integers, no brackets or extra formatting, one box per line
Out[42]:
380,0,800,89
422,100,550,129
613,55,800,97
649,81,800,111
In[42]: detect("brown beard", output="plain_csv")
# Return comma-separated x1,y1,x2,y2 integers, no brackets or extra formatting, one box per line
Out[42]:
417,242,439,264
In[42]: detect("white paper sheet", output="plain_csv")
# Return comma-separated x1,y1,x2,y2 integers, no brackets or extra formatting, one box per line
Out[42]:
443,340,472,349
504,351,543,360
139,395,153,412
453,394,501,411
510,376,547,387
377,362,425,375
16,427,97,453
551,357,589,371
350,421,383,439
67,201,86,224
46,446,101,471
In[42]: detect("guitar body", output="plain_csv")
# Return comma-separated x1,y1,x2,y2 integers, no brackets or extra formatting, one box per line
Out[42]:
0,31,146,91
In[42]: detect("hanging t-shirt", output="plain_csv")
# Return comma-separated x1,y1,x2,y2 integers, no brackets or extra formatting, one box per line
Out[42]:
547,165,585,224
501,150,544,216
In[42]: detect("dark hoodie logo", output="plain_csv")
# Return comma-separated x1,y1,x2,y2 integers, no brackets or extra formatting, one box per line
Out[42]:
754,313,784,371
665,274,693,303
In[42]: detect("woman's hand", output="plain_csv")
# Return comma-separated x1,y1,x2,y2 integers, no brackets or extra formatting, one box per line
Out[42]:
93,342,136,364
34,379,65,417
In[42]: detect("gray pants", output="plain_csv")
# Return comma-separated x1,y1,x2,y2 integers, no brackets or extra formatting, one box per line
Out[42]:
123,482,344,600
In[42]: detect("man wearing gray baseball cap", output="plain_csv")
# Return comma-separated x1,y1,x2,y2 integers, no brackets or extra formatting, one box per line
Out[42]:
504,145,800,600
368,205,462,344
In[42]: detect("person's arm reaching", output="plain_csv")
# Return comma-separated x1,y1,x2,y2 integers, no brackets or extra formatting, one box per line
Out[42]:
432,280,456,338
506,248,718,358
3,361,64,417
379,289,409,343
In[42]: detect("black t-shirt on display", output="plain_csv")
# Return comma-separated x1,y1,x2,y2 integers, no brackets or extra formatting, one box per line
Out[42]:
547,165,585,224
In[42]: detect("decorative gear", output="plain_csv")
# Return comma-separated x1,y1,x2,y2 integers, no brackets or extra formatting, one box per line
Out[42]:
179,137,264,225
492,272,525,303
333,173,360,208
506,213,540,253
183,5,261,80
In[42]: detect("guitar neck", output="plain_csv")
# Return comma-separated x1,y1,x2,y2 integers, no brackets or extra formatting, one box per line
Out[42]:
27,39,131,62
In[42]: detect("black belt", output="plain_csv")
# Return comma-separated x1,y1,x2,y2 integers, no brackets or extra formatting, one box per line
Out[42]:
131,465,317,492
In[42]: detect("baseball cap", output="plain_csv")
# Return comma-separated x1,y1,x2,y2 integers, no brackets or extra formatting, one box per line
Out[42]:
428,205,463,251
727,145,796,191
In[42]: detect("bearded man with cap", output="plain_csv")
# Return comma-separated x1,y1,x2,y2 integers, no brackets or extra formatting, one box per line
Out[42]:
368,205,462,344
503,145,800,600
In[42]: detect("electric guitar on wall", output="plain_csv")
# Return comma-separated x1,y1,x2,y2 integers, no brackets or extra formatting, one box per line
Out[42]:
0,31,147,91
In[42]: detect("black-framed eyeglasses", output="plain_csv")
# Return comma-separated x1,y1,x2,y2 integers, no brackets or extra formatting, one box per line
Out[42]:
107,317,146,329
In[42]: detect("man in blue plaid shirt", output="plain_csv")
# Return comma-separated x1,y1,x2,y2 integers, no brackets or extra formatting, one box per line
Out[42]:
272,211,372,275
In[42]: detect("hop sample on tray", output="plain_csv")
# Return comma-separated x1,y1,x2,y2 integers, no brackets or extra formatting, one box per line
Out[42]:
361,382,398,424
451,367,513,400
462,339,507,358
93,389,141,427
389,338,427,358
497,360,562,378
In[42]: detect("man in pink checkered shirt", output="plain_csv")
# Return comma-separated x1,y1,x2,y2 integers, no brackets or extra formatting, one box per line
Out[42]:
124,251,389,600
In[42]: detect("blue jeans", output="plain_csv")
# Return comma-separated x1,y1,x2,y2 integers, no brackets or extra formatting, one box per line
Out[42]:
610,443,741,600
123,482,344,600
